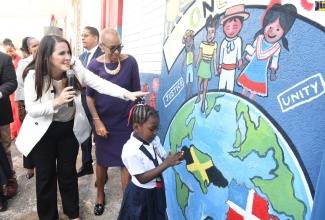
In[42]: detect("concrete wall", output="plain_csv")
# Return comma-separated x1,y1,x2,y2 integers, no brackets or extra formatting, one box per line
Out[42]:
137,0,325,219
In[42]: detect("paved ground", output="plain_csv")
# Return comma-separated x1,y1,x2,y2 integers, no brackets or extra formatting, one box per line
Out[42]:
1,141,123,220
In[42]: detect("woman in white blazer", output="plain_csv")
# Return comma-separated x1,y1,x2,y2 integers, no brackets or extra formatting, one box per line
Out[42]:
15,35,147,220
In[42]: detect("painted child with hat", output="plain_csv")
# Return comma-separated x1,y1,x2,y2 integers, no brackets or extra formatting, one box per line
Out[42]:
218,4,249,92
182,30,195,100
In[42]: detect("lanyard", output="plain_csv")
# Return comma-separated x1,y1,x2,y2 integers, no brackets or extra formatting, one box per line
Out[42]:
139,144,159,167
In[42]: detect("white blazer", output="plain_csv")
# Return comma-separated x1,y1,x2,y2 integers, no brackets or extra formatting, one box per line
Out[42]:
16,60,128,156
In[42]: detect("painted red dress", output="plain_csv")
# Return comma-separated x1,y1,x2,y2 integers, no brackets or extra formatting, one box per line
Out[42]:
237,35,281,96
10,55,22,139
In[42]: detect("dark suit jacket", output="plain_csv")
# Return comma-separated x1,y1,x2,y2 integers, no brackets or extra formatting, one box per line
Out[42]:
0,52,17,126
79,46,104,67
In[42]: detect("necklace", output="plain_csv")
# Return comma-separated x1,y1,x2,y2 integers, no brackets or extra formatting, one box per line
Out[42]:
103,55,120,75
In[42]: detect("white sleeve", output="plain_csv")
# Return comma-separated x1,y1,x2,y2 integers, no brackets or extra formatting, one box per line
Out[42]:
122,147,146,176
72,60,128,100
24,71,58,118
15,59,28,101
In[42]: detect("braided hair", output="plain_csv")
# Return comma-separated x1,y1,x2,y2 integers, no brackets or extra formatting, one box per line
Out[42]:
131,101,159,125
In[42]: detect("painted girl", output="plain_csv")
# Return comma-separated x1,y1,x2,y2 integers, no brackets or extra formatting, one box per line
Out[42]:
237,3,297,100
195,14,219,112
182,30,195,100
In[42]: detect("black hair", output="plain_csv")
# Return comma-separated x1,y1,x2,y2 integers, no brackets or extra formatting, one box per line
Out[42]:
20,37,31,54
84,26,100,41
131,105,159,125
254,3,297,51
23,35,82,101
3,38,15,48
205,14,220,30
3,38,12,44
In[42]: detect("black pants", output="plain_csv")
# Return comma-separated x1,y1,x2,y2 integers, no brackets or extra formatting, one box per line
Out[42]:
23,154,34,169
80,89,93,168
31,119,79,220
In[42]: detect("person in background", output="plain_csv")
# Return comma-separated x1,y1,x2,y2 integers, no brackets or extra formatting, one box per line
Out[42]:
15,36,40,179
20,37,31,58
86,27,141,216
118,103,184,220
77,26,104,178
0,51,18,201
3,39,22,141
15,35,147,220
87,28,141,215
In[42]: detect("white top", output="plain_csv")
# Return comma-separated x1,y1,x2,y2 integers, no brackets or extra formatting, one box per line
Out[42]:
15,55,33,101
218,37,242,67
84,45,99,67
122,133,166,189
16,59,128,156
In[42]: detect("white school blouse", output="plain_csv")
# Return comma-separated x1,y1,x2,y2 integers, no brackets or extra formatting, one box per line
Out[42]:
122,134,166,189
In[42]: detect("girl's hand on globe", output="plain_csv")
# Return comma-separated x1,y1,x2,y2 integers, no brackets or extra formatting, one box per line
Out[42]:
165,150,184,167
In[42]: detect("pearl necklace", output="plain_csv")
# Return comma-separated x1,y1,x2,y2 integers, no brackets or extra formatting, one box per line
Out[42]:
103,55,120,75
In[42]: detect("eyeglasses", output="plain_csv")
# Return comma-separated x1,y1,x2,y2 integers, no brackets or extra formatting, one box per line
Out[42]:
101,43,124,53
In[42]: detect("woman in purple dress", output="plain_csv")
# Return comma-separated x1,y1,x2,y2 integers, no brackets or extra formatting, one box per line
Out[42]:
86,28,141,216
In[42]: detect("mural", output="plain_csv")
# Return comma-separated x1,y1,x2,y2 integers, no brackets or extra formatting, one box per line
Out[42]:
139,0,325,219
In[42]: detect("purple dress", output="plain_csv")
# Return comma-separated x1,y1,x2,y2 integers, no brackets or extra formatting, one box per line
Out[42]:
86,55,140,167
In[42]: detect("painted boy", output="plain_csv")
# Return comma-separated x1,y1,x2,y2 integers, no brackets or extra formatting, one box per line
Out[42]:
218,4,249,92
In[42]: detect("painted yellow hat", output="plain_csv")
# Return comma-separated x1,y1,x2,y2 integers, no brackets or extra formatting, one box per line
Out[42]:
182,30,194,44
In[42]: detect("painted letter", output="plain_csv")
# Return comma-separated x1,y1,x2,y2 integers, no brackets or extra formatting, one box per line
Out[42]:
281,97,291,106
301,85,310,96
202,0,214,18
310,82,318,94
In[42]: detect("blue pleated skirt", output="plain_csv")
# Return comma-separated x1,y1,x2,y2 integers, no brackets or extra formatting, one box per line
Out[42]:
118,181,167,220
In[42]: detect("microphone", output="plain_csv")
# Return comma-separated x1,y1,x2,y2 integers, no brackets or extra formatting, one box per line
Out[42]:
66,69,74,107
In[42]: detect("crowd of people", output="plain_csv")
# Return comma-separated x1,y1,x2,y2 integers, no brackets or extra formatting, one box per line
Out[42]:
0,26,183,220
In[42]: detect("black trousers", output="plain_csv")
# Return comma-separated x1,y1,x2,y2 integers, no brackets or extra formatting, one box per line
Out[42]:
23,154,34,169
31,119,79,220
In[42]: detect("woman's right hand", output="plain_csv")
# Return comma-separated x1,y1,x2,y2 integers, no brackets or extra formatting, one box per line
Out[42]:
53,86,76,109
93,119,109,139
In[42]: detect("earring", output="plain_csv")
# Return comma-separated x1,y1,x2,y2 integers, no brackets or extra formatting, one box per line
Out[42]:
101,49,104,52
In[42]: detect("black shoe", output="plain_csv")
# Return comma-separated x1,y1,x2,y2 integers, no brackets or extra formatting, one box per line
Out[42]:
0,193,7,212
94,174,108,187
26,173,34,179
77,166,94,177
94,195,106,216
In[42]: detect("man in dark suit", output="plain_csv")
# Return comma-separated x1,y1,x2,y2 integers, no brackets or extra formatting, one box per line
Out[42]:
77,26,104,177
0,51,18,201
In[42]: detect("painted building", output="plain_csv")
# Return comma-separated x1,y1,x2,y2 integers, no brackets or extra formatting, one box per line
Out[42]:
85,0,325,219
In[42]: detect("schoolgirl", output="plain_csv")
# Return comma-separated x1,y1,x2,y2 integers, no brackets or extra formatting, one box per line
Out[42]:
118,100,183,220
